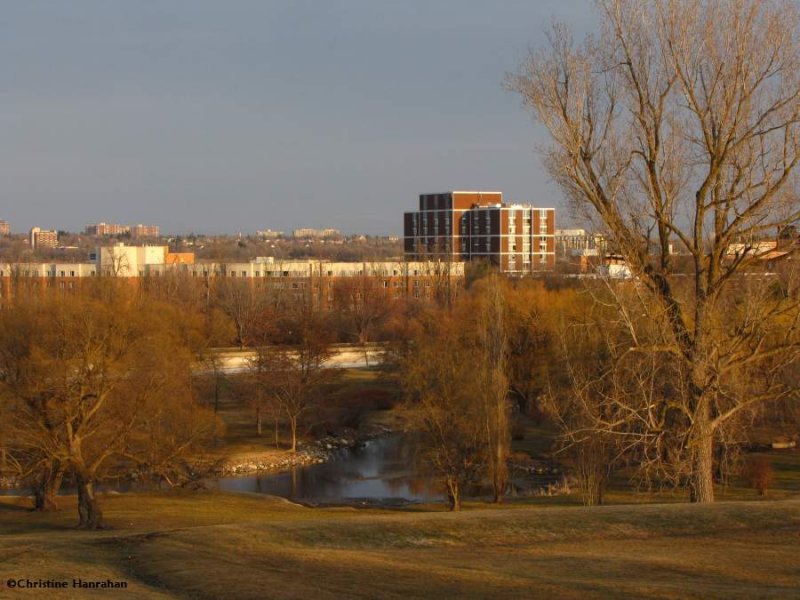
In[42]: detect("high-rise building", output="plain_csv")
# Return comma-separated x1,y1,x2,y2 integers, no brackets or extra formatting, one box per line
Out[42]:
131,224,160,238
404,191,555,273
29,227,58,250
85,222,130,236
0,220,9,236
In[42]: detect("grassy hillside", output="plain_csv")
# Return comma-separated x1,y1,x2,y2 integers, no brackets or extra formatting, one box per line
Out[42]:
1,492,798,599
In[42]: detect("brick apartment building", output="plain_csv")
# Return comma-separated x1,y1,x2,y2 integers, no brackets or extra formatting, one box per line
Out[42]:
29,227,58,249
85,223,160,238
404,191,555,273
131,224,160,238
85,222,130,236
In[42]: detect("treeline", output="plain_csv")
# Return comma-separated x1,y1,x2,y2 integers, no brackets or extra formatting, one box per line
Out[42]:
1,266,798,524
397,271,800,509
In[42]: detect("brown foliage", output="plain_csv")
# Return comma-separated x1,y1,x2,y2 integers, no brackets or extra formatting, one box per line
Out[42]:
743,455,775,496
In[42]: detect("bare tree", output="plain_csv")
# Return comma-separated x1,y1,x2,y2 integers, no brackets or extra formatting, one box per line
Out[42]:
214,275,268,349
332,265,397,364
402,315,486,511
0,292,210,527
474,275,511,503
510,0,800,502
266,292,338,453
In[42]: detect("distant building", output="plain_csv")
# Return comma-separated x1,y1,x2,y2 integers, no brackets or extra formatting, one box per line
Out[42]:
95,243,167,276
131,224,160,239
0,220,9,236
0,252,464,308
725,240,778,257
598,255,633,279
554,229,607,257
256,229,284,239
292,228,341,239
403,191,555,273
85,222,130,236
30,227,58,250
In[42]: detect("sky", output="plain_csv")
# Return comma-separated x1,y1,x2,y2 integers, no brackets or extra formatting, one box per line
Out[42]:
0,1,595,236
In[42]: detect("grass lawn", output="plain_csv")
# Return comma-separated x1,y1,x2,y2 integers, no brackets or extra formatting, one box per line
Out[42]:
1,490,799,599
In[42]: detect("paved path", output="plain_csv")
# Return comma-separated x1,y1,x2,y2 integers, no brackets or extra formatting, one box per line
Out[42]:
199,344,386,374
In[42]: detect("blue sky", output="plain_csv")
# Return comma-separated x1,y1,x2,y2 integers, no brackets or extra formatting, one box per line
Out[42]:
0,1,594,235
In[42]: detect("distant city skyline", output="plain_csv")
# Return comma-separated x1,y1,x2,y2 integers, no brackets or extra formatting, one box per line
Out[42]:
0,1,595,235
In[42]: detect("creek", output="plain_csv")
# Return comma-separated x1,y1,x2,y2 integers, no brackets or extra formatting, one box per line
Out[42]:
214,434,442,505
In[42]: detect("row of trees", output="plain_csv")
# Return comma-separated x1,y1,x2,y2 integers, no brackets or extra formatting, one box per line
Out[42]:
400,275,563,510
139,264,456,350
400,267,799,509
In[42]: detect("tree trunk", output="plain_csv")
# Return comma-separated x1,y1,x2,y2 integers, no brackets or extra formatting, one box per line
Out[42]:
492,442,507,504
446,478,461,511
76,473,104,529
689,400,715,503
289,415,298,453
32,461,64,512
256,404,262,436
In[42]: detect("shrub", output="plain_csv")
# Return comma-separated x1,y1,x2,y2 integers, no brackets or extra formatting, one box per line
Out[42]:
743,455,774,496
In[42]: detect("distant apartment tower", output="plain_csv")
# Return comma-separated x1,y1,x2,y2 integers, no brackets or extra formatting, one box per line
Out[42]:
131,224,160,238
0,220,9,236
404,191,555,273
292,228,341,239
85,222,130,236
29,227,58,250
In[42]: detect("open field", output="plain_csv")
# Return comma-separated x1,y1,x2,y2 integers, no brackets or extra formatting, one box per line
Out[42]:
1,491,799,599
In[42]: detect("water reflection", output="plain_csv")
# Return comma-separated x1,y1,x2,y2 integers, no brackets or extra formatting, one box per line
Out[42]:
215,435,442,504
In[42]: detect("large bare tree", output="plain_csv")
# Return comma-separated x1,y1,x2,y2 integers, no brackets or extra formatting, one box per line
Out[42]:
0,293,215,527
401,313,486,511
510,0,800,502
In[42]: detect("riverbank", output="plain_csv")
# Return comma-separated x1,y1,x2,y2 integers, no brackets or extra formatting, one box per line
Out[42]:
216,424,394,477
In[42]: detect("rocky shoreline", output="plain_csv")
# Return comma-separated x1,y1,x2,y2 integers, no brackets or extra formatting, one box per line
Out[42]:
212,425,394,477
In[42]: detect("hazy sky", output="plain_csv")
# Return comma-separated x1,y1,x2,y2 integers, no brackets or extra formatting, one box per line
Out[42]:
0,1,595,235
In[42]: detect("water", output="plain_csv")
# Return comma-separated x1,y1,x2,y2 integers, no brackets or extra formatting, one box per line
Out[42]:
0,435,444,504
215,434,442,504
